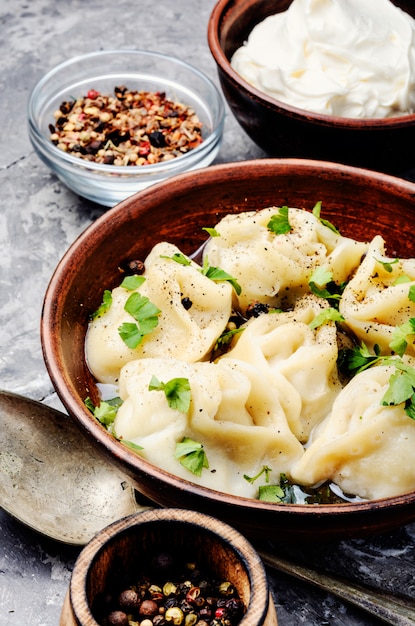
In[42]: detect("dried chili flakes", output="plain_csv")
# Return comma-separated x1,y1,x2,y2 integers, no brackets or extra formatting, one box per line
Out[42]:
49,85,204,166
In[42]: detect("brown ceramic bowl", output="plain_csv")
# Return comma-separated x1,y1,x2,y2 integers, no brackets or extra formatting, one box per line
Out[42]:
41,158,415,542
60,508,278,626
207,0,415,175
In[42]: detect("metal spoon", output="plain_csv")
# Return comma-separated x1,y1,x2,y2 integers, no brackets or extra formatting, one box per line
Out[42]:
1,390,415,625
0,389,149,545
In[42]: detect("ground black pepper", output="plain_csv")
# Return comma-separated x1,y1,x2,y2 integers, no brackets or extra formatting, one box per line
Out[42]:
50,86,203,166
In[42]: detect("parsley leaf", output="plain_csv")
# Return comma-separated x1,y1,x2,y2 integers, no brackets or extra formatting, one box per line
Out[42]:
381,361,415,418
338,342,383,376
374,257,399,273
409,285,415,303
118,292,161,348
389,318,415,357
92,289,113,319
309,307,345,329
308,267,343,304
244,465,272,484
267,206,291,235
120,275,146,290
148,375,191,413
203,227,220,237
201,257,242,295
214,327,244,351
258,474,297,503
175,437,209,476
393,275,412,285
160,252,191,266
258,484,285,502
312,201,340,234
85,396,123,427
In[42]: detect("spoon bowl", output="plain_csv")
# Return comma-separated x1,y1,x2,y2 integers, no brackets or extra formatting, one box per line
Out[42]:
0,390,146,545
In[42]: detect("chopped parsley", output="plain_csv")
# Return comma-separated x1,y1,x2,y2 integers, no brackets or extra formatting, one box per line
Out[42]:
214,327,244,351
389,318,415,357
308,267,345,306
309,307,345,329
175,437,209,476
161,252,191,266
91,289,113,319
374,257,399,273
85,396,122,427
244,465,272,484
203,227,220,237
120,275,146,290
201,257,242,295
148,375,191,413
119,292,161,348
312,201,340,234
267,206,291,235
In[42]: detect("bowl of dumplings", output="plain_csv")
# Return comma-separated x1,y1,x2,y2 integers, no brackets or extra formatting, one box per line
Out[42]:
41,158,415,541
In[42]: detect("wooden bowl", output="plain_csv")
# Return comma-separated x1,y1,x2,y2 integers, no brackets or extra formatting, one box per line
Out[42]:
207,0,415,175
41,158,415,542
59,508,277,626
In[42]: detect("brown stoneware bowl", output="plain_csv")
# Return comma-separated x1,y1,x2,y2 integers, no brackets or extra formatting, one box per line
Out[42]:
42,158,415,542
207,0,415,175
60,508,277,626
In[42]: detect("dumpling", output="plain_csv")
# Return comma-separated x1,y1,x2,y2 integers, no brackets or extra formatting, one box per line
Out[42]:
220,295,342,442
86,242,233,384
114,356,304,498
203,206,368,313
290,364,415,500
340,235,415,355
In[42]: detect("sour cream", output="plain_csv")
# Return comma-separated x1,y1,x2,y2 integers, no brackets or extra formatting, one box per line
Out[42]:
231,0,415,118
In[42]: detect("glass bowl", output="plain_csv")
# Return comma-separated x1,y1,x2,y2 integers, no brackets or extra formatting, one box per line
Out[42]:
28,50,225,207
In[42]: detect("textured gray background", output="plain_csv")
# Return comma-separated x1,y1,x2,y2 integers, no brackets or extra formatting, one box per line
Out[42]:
1,1,415,625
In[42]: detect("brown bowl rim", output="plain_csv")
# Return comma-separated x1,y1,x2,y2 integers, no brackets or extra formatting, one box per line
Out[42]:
207,0,415,129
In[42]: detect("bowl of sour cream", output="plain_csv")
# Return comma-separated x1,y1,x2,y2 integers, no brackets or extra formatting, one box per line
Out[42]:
208,0,415,175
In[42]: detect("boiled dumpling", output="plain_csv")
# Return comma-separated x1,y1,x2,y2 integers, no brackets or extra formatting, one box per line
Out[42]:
114,355,304,498
203,206,368,313
340,235,415,356
86,242,233,384
220,295,342,442
290,364,415,499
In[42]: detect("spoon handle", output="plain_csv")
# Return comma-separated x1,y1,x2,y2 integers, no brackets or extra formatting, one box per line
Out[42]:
257,549,415,626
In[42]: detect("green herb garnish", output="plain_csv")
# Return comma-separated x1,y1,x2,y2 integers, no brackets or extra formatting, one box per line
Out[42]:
267,206,291,235
389,318,415,357
175,437,209,476
203,227,220,237
161,252,191,266
244,465,272,484
214,327,244,351
309,307,345,329
148,375,191,413
85,396,122,427
91,289,113,319
338,342,383,376
374,257,399,273
312,201,340,234
308,267,344,305
120,275,146,291
201,257,242,295
118,292,161,348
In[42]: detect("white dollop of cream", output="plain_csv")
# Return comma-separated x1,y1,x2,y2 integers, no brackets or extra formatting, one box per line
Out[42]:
231,0,415,118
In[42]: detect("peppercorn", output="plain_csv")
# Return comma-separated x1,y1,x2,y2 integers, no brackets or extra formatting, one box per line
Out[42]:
118,588,139,611
139,599,159,618
106,610,129,626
